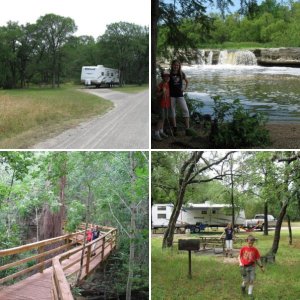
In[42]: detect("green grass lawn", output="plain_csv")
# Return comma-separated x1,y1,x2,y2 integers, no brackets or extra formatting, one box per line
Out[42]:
152,230,300,300
0,86,113,148
113,84,149,93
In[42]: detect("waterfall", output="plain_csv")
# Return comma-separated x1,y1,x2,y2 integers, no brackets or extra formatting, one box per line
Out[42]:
218,50,257,65
196,49,206,65
206,51,213,65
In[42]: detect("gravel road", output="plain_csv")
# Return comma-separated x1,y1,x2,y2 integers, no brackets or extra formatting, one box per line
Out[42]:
33,88,149,149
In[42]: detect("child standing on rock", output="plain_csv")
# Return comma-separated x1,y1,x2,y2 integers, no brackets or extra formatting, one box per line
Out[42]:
153,69,171,141
238,235,265,299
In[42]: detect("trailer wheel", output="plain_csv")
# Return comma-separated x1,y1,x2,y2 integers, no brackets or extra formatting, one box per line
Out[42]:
194,227,200,233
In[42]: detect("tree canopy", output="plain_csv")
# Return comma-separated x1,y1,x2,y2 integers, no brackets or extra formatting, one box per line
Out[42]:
0,15,149,89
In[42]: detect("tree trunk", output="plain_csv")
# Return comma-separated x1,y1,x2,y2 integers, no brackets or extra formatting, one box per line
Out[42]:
263,201,268,236
35,207,39,242
151,0,159,113
269,199,288,255
162,184,186,248
76,184,91,284
230,166,235,228
287,214,292,245
126,206,136,300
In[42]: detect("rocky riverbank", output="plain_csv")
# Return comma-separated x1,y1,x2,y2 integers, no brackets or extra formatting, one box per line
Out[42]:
254,47,300,67
151,120,300,149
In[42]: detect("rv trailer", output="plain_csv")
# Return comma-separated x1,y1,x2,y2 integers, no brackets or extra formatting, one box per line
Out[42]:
81,65,119,87
152,201,246,231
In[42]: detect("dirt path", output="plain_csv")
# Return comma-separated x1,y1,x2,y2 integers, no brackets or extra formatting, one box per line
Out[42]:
34,88,149,149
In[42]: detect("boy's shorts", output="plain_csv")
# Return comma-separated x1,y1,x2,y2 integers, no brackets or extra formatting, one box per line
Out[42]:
240,265,256,282
158,107,171,120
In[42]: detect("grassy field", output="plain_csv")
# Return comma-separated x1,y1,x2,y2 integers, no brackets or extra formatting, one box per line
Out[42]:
0,86,113,148
152,230,300,300
113,84,149,93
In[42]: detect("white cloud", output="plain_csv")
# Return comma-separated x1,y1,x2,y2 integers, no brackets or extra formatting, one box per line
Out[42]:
1,0,150,38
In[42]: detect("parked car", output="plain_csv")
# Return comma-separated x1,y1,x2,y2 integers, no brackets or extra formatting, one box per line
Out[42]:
244,214,277,230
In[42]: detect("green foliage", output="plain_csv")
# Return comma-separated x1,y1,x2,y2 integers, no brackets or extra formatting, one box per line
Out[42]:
0,16,148,88
158,0,300,50
209,96,270,148
65,200,86,232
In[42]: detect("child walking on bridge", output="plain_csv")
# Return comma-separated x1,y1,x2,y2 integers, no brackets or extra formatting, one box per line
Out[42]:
238,235,265,299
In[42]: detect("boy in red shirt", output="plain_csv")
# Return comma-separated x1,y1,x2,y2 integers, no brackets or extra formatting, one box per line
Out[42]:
153,70,171,141
238,235,264,299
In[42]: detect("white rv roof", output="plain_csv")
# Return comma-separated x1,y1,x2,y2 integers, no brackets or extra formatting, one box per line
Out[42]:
153,202,232,209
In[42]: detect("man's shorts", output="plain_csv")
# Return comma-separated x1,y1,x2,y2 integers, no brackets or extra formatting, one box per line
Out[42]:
240,265,256,282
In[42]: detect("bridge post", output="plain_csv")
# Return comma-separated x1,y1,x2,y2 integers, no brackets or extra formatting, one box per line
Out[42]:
86,244,91,275
101,237,105,261
38,246,44,273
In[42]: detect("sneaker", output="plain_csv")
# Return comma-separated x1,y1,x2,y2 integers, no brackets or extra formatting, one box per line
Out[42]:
153,134,162,141
160,132,168,138
241,286,246,295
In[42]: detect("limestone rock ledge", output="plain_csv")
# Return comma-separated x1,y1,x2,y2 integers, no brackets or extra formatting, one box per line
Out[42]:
253,47,300,67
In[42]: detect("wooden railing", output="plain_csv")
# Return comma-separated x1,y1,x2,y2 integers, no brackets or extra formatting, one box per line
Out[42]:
0,230,85,285
52,225,117,300
0,223,117,300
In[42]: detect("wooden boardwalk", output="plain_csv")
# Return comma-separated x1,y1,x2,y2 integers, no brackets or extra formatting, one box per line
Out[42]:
0,225,117,300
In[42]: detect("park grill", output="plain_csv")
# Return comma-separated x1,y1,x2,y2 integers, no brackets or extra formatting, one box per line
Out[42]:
178,239,200,278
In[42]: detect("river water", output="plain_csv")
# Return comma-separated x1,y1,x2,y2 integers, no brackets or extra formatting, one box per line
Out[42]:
183,64,300,123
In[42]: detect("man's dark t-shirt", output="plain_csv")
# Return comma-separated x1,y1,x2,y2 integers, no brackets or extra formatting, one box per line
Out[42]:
92,229,100,240
169,72,186,97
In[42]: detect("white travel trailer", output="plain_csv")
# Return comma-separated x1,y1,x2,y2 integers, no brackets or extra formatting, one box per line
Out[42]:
81,65,119,87
152,201,246,230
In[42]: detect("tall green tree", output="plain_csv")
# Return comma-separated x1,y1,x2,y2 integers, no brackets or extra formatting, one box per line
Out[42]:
99,22,149,85
35,14,77,87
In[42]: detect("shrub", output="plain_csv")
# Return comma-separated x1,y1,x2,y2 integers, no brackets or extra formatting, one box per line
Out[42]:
209,96,270,148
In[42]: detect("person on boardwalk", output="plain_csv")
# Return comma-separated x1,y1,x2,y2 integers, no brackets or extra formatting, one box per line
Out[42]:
153,69,171,141
91,225,101,256
92,225,100,240
87,227,93,243
238,235,265,299
220,223,235,257
169,59,190,135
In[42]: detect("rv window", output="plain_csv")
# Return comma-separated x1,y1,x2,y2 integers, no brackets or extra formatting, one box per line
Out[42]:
111,73,113,76
158,214,167,219
201,211,207,214
212,210,217,214
157,206,166,211
101,72,104,76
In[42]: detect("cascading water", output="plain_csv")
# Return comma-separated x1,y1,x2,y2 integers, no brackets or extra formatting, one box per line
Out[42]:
218,50,257,65
195,50,213,65
195,49,257,65
206,51,213,65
